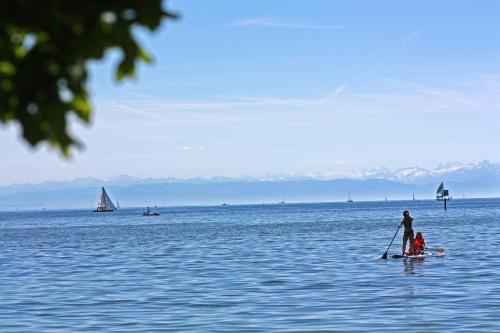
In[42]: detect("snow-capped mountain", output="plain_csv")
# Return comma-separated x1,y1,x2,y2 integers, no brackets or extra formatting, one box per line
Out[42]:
254,161,500,185
381,160,500,184
2,161,499,191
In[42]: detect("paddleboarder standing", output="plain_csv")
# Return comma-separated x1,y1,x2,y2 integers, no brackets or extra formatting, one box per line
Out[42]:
400,210,414,255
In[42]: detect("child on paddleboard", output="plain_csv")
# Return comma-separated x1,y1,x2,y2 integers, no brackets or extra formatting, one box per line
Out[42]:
414,232,426,255
400,210,414,255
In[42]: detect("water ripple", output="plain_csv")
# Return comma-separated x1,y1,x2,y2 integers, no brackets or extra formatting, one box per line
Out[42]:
0,199,499,331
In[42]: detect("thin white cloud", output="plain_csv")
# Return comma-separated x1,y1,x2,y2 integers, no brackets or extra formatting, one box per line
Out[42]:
328,85,346,98
398,30,424,51
231,17,349,30
102,102,162,119
379,76,456,95
378,76,481,106
97,80,498,120
180,146,208,152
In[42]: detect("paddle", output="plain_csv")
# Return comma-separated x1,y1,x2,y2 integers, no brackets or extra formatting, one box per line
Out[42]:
381,225,401,259
426,246,445,256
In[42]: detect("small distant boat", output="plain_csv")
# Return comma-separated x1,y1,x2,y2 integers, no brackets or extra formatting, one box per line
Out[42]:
384,195,388,202
116,200,120,209
413,193,415,201
93,187,116,212
347,191,353,203
221,203,229,206
143,206,160,216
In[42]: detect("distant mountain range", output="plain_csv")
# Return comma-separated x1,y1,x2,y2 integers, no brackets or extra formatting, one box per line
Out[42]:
1,161,498,210
347,160,500,184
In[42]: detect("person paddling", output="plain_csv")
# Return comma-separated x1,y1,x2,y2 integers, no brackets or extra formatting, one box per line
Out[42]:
400,210,415,255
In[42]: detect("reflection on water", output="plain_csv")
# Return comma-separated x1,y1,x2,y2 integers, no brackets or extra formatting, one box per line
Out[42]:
402,259,425,276
0,198,499,331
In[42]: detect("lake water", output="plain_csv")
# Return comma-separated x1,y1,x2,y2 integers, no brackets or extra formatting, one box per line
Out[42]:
1,198,499,332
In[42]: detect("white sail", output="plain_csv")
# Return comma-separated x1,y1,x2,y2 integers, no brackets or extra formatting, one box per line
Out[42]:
104,190,116,210
95,187,116,212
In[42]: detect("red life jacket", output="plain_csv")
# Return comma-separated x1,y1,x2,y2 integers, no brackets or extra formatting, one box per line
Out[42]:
414,238,425,250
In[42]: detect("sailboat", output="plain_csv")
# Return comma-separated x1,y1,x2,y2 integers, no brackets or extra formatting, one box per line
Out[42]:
436,182,445,201
436,182,451,210
347,191,353,203
413,193,415,201
437,183,453,200
93,187,117,212
384,195,388,202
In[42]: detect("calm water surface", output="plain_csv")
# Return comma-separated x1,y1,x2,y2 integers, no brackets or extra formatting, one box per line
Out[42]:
1,199,499,332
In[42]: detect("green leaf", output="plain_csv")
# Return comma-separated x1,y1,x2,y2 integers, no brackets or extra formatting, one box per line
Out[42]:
0,61,16,75
0,0,179,156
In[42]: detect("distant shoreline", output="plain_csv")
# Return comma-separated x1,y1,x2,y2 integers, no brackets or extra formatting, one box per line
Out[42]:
1,196,498,213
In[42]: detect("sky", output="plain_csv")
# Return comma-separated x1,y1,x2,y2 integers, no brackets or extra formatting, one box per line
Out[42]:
1,0,500,185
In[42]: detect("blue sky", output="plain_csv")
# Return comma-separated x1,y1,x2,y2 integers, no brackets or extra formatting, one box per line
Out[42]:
1,0,500,185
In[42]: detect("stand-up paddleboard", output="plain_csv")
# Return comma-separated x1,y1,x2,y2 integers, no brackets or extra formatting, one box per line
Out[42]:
392,252,432,260
391,250,444,260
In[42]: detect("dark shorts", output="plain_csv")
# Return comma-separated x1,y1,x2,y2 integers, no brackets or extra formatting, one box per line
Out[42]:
403,230,414,243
